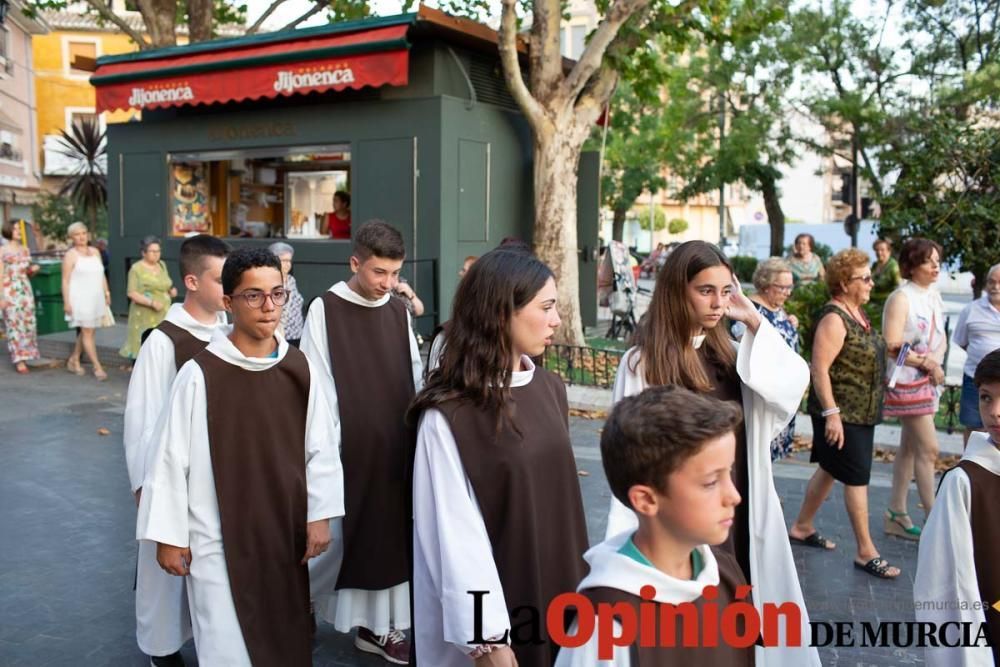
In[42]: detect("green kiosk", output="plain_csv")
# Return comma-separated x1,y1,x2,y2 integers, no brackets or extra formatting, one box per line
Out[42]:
91,7,599,334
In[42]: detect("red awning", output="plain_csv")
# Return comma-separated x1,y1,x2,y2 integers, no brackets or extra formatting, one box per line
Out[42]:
92,22,411,113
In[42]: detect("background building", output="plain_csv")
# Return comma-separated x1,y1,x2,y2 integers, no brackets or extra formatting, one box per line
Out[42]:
0,1,49,222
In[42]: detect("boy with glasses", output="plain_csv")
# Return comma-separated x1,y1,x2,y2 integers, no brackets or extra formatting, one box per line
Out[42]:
137,248,344,666
124,234,229,666
301,219,422,664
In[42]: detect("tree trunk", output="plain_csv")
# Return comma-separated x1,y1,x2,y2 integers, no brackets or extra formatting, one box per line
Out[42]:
135,0,178,47
611,205,627,242
534,127,588,347
760,171,786,257
187,0,214,42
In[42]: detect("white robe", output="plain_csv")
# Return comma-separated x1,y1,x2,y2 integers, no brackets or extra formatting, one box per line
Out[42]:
555,534,722,666
300,280,423,634
136,329,345,665
914,431,998,667
411,357,538,666
604,319,819,667
122,303,226,656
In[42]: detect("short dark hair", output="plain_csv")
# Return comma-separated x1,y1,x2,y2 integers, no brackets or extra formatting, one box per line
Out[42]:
180,234,231,278
974,349,1000,387
794,233,815,252
222,247,281,295
353,219,405,261
898,238,942,279
0,219,15,240
498,236,532,254
334,190,351,208
601,385,742,508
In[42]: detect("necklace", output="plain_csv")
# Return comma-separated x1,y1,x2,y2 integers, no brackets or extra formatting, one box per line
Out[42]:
833,298,870,331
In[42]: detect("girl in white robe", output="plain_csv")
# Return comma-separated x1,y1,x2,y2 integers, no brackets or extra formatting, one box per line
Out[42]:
604,241,818,667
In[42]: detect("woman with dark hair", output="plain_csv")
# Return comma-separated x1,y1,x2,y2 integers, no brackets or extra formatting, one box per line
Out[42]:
787,233,825,286
0,219,40,373
410,249,589,667
871,238,901,307
883,238,945,540
120,235,176,360
607,240,818,667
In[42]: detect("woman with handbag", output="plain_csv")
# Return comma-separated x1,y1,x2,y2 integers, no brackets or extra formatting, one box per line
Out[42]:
882,238,946,540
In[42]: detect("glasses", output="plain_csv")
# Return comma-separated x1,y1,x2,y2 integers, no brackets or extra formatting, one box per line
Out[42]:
229,288,289,309
848,274,873,284
771,284,794,293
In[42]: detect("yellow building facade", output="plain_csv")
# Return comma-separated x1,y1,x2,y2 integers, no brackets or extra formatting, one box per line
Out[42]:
33,10,143,185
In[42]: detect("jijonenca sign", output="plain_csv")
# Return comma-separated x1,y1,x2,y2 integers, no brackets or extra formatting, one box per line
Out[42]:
273,66,356,94
128,84,195,108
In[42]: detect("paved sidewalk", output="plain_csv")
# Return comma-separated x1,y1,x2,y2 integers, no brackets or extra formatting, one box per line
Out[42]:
1,361,935,666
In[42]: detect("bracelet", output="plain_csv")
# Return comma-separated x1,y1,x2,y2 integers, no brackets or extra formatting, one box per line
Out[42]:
821,407,841,417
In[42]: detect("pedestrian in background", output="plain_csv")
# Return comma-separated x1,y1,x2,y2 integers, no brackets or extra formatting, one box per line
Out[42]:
120,236,176,361
748,258,801,459
953,262,1000,447
63,221,111,381
269,242,304,347
0,219,40,374
789,248,897,578
883,238,946,540
870,238,901,309
787,233,825,286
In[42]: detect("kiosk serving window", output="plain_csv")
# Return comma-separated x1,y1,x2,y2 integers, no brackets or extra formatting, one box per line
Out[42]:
168,144,351,240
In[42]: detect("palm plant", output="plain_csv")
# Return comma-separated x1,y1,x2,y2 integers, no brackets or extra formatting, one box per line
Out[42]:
55,118,108,234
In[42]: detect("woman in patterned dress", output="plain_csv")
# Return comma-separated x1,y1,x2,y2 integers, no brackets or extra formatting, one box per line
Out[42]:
749,258,801,460
788,248,898,578
0,220,40,374
119,236,176,360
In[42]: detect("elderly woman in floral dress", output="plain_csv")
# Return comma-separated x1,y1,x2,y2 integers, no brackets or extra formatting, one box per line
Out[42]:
0,219,40,374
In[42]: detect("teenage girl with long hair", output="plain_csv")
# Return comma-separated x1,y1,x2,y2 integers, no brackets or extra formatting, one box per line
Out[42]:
606,240,819,667
409,249,589,667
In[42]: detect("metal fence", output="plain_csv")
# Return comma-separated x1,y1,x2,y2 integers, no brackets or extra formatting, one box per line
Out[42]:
542,343,625,389
544,342,967,435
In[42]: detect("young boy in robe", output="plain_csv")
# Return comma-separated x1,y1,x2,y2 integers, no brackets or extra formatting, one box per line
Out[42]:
556,385,754,667
137,248,344,666
123,234,229,666
301,219,422,664
915,348,1000,666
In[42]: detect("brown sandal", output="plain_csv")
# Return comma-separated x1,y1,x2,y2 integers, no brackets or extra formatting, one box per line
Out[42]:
66,358,85,376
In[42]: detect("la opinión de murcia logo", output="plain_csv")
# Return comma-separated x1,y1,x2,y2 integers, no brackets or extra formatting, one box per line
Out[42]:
466,588,994,657
273,66,356,94
128,84,195,107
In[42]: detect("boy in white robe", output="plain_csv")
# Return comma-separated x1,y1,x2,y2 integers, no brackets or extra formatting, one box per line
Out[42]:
137,248,344,666
915,348,1000,666
123,234,228,666
557,385,753,666
605,315,819,667
301,220,422,664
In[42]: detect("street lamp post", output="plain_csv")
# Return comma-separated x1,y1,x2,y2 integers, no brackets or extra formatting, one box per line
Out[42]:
0,0,10,25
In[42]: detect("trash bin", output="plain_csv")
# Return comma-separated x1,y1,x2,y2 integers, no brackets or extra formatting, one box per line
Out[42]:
30,260,70,335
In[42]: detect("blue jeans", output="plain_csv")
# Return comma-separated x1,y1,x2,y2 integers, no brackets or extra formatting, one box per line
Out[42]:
960,373,984,429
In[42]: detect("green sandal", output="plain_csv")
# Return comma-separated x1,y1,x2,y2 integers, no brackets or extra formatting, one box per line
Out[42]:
884,509,921,541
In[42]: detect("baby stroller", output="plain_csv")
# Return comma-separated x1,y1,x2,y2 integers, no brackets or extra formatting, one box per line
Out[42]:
599,241,649,340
